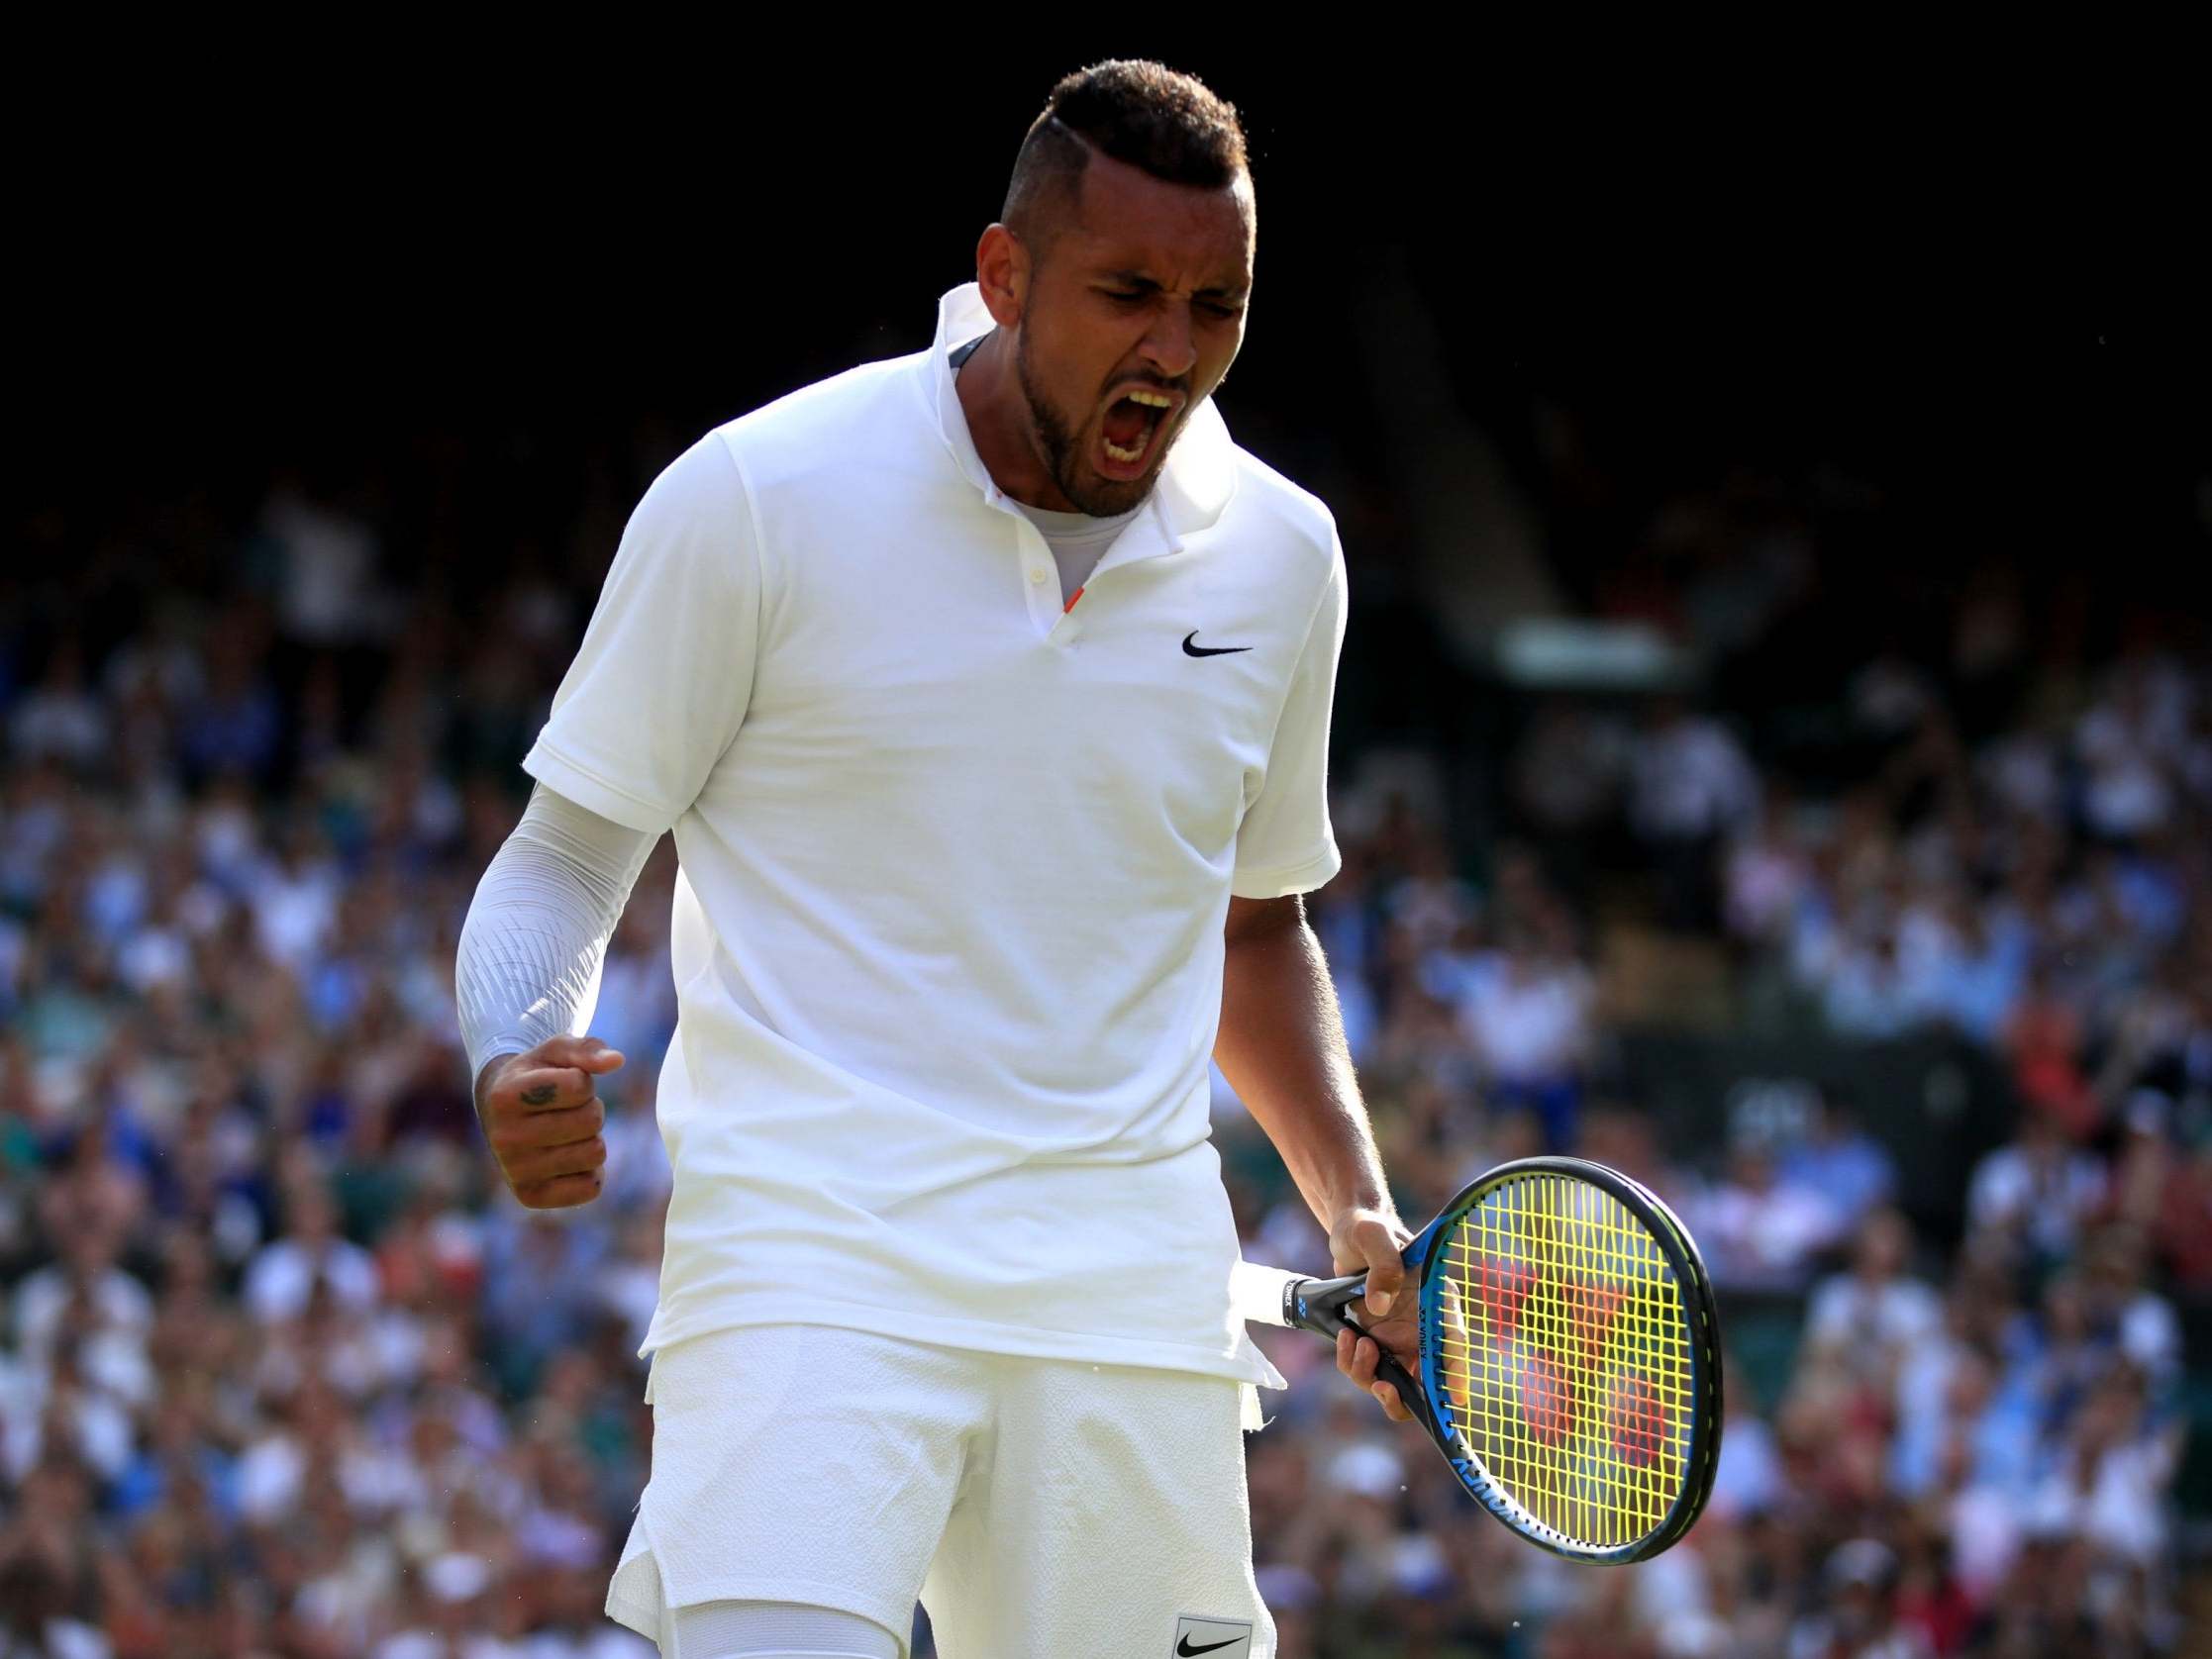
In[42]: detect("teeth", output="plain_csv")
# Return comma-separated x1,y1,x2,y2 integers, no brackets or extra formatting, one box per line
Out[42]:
1125,389,1173,408
1103,438,1146,462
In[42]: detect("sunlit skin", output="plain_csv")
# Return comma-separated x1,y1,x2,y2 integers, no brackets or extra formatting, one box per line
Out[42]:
957,145,1256,517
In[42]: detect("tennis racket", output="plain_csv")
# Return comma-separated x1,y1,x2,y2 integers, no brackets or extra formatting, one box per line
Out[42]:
1233,1155,1722,1563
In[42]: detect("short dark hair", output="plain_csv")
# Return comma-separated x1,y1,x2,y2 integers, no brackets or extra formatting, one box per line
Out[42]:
1002,60,1250,244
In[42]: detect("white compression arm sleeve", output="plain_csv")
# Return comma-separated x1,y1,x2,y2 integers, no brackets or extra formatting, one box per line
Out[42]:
455,781,657,1083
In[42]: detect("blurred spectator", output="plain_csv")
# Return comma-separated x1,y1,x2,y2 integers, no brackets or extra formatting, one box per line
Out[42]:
177,619,282,788
1787,1537,1931,1659
1966,1108,2106,1272
1705,1375,1784,1524
1726,783,1815,950
242,1178,377,1326
1693,1139,1844,1294
1778,1089,1897,1231
257,478,392,650
1628,698,1758,931
1804,1210,1941,1387
1438,925,1595,1151
8,636,109,776
2038,1365,2170,1522
1509,699,1629,843
1921,894,2027,1046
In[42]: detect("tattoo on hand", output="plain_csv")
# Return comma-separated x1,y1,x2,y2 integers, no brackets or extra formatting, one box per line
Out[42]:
520,1084,556,1106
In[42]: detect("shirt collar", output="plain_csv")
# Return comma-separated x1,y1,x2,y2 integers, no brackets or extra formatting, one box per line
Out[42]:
924,283,1238,544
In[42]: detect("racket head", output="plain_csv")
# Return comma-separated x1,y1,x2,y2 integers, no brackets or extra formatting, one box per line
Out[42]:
1403,1155,1723,1564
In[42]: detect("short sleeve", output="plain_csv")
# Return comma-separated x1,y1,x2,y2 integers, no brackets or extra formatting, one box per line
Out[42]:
523,433,759,835
1231,534,1347,900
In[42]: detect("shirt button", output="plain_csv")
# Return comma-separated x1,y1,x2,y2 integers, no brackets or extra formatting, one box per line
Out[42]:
1028,566,1049,585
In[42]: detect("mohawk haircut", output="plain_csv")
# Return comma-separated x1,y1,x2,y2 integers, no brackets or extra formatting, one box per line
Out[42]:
1002,60,1251,248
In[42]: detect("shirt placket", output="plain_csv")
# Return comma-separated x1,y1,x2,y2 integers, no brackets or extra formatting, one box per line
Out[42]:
1011,516,1069,639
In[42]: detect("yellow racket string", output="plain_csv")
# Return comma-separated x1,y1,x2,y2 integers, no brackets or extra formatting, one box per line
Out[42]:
1432,1173,1691,1548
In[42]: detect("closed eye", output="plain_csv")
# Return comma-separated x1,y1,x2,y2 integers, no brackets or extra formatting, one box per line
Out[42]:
1095,284,1243,319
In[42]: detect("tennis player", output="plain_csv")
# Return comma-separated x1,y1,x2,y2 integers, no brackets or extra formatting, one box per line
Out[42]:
456,59,1413,1659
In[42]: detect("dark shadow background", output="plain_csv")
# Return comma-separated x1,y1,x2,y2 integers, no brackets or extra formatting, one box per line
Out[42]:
26,49,2201,759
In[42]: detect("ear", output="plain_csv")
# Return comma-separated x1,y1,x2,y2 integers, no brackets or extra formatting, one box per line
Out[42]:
975,223,1030,329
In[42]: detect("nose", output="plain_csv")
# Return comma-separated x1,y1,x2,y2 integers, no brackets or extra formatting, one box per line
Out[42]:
1138,302,1197,383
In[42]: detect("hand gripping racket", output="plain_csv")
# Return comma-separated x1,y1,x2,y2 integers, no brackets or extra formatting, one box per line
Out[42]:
1234,1156,1722,1563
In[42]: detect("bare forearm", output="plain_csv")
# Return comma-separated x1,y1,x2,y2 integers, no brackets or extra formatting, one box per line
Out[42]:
1215,901,1395,1227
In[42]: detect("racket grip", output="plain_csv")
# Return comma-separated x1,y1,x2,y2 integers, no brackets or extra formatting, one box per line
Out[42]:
1372,1350,1425,1421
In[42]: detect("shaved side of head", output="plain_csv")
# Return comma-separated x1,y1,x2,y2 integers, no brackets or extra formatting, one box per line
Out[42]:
1002,60,1251,258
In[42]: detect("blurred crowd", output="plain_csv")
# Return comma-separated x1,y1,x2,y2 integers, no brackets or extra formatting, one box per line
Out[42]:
1,458,2205,1658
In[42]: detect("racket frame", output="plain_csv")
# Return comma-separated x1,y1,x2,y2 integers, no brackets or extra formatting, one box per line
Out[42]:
1278,1155,1723,1564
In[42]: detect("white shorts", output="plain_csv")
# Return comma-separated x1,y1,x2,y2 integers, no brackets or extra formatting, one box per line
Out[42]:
606,1323,1274,1658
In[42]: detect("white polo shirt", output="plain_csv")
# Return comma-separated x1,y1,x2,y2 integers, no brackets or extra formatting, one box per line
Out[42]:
524,284,1346,1388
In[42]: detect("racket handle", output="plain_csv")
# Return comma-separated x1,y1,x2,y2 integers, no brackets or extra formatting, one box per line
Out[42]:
1371,1350,1426,1426
1237,1260,1436,1433
1237,1262,1373,1337
1230,1260,1304,1326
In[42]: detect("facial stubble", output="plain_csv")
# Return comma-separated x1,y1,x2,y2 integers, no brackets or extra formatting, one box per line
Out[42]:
1015,326,1173,518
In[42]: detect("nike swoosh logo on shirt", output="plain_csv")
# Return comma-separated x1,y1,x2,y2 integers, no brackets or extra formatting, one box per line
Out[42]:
1182,632,1252,657
1177,1637,1244,1656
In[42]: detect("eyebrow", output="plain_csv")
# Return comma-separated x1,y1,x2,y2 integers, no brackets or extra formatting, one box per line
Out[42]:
1101,269,1252,303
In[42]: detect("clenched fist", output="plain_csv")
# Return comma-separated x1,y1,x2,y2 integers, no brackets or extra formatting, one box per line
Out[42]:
474,1035,625,1209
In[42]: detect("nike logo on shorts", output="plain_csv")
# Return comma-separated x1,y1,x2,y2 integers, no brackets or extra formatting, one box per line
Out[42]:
1171,1615,1254,1657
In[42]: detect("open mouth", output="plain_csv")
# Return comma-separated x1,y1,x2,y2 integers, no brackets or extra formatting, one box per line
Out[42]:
1096,385,1181,480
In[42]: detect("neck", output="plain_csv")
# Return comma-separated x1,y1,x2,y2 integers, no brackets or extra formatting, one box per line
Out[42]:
954,330,1078,513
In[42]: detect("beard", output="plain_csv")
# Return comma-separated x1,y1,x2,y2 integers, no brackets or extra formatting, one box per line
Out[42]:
1015,328,1171,517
